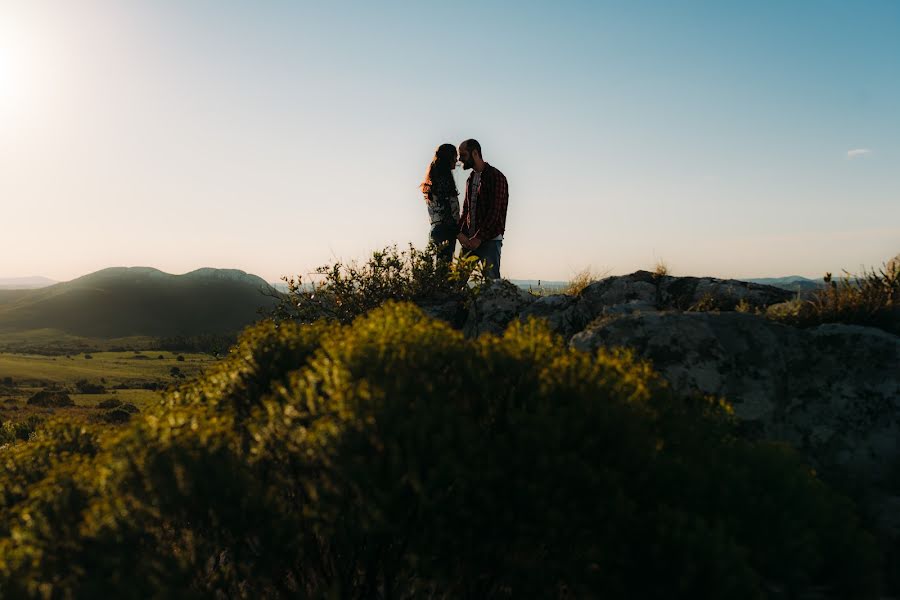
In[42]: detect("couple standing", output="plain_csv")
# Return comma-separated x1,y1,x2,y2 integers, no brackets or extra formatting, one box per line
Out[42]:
421,139,509,279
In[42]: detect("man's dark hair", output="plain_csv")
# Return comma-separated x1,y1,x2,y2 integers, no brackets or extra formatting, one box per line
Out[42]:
463,138,482,157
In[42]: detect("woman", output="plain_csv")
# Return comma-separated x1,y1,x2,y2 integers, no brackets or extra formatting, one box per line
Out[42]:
420,143,460,263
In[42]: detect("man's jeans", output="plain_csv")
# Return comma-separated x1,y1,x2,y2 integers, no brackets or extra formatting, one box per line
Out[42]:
468,239,502,279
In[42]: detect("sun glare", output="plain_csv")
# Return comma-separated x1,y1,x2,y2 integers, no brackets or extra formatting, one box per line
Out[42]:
0,18,36,120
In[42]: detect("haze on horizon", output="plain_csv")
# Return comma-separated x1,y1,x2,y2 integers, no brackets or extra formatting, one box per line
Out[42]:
1,1,898,284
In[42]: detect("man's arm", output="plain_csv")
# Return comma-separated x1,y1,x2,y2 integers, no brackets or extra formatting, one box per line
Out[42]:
469,171,509,243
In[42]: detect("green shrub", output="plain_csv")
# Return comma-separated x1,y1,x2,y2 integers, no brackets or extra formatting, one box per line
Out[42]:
769,264,899,334
0,304,880,598
0,416,44,445
75,379,106,394
271,243,483,325
99,408,133,424
26,390,74,407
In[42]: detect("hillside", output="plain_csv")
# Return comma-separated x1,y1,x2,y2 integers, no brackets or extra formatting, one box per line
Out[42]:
0,267,279,340
745,275,823,294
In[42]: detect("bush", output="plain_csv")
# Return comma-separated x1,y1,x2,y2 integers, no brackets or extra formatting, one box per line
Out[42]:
271,243,484,325
26,390,74,407
75,379,106,394
0,416,44,444
0,304,880,598
769,263,900,334
100,408,133,424
97,398,122,409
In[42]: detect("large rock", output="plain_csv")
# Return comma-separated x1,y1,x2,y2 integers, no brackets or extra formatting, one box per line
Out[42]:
416,297,467,329
571,311,900,492
516,272,792,339
463,280,535,337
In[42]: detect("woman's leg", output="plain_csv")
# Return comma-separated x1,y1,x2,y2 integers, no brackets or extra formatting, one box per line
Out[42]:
430,224,457,264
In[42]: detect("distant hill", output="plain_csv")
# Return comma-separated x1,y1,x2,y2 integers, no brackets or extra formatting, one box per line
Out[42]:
0,276,56,290
0,267,280,340
744,276,823,294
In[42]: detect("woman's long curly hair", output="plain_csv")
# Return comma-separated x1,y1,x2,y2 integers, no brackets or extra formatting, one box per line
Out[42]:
420,143,458,197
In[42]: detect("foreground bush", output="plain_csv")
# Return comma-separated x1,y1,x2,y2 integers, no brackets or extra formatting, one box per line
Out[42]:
0,303,881,598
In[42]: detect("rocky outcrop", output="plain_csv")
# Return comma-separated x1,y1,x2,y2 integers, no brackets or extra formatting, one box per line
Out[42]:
450,270,900,553
516,271,793,339
571,312,899,478
567,309,900,541
459,273,897,492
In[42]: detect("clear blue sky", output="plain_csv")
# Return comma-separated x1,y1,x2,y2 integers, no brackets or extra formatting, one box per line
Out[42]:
1,1,898,282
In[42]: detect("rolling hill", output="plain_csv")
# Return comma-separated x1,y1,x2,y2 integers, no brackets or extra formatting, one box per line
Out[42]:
0,267,280,340
745,275,822,292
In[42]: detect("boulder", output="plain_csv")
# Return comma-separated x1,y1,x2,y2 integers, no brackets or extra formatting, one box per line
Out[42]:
513,272,791,340
416,297,467,329
571,311,900,493
463,279,535,337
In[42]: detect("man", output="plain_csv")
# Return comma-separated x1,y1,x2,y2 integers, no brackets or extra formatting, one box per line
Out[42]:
456,139,509,279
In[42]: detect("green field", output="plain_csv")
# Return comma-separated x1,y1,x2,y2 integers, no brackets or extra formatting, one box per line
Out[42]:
0,328,160,354
0,350,217,424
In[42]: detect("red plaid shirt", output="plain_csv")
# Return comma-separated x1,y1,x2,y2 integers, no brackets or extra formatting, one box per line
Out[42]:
458,163,509,241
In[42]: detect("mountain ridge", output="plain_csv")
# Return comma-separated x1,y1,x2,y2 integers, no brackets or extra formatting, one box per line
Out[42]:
0,267,279,340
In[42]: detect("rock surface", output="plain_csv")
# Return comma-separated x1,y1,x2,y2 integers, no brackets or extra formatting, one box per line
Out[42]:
518,271,793,339
463,279,535,337
570,313,900,485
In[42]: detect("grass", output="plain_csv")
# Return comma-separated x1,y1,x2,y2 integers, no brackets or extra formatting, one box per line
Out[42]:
0,328,159,354
562,267,608,296
0,350,212,385
653,259,670,278
0,350,216,424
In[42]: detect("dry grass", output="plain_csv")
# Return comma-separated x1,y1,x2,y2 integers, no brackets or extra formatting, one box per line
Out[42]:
563,267,608,296
653,260,670,278
768,262,900,334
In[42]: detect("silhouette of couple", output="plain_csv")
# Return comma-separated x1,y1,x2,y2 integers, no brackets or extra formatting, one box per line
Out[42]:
420,139,509,279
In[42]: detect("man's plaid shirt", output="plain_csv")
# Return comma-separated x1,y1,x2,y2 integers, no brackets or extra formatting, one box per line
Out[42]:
458,163,509,241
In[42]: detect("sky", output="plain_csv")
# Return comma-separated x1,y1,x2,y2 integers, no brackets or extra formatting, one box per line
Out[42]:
1,0,898,283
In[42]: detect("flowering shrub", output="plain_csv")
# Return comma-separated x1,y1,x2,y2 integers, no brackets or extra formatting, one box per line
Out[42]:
0,303,880,598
